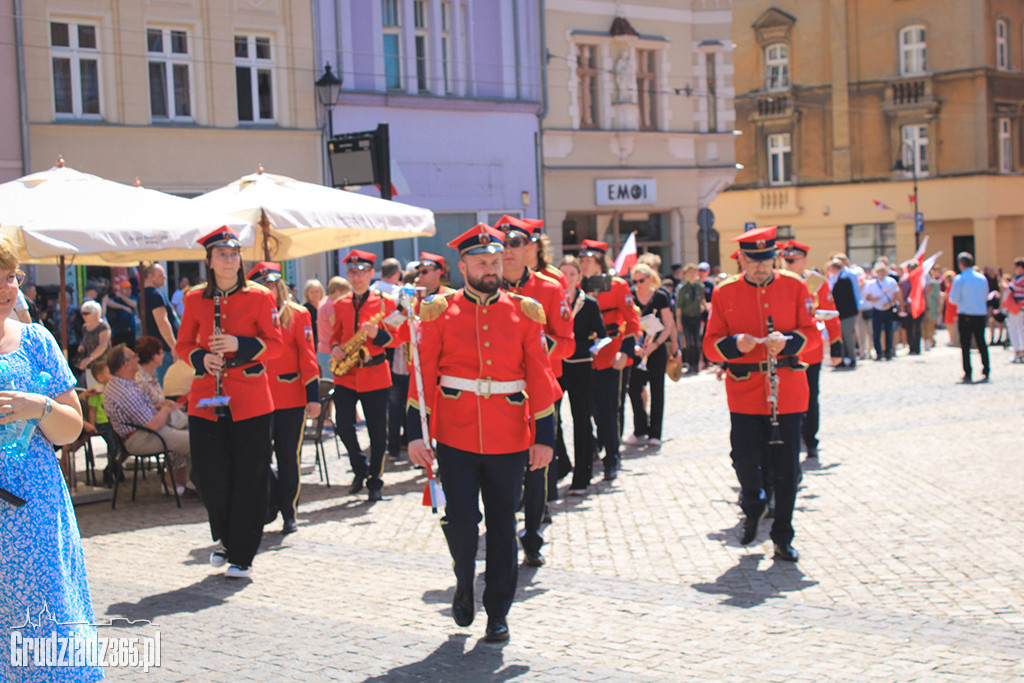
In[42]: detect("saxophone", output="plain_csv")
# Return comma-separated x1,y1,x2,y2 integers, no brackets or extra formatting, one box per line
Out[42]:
330,311,387,376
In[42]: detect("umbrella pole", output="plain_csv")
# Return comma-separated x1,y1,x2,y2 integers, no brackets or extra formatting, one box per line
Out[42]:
261,209,271,261
58,256,68,354
138,260,148,337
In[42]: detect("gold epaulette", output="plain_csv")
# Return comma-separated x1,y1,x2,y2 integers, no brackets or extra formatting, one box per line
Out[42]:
805,270,826,294
534,270,559,286
286,301,307,313
612,275,628,285
419,292,452,321
510,293,546,324
245,280,271,294
186,283,206,293
718,273,743,288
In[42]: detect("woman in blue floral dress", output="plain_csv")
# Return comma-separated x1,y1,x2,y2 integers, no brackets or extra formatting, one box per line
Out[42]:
0,238,102,681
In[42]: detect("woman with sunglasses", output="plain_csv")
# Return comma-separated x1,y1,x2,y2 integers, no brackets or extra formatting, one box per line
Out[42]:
625,263,679,447
247,262,321,535
177,226,283,579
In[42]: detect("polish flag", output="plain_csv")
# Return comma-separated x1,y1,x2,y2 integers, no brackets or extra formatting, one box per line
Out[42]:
908,193,917,205
614,231,638,276
909,248,941,319
873,200,892,211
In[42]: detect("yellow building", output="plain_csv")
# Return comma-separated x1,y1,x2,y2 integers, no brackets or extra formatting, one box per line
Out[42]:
19,0,321,284
542,0,736,267
711,0,1024,272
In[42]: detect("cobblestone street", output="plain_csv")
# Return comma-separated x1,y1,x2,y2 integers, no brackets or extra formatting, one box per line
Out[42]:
73,332,1024,681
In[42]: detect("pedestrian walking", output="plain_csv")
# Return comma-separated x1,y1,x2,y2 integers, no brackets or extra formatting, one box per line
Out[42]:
948,252,991,383
862,262,902,361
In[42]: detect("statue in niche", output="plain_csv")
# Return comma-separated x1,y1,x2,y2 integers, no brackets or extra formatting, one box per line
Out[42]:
614,50,637,104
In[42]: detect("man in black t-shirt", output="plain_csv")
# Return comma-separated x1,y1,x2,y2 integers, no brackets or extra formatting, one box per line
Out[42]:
142,263,179,383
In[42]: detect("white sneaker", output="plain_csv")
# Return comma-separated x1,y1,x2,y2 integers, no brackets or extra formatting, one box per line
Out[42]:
647,438,661,447
225,564,251,579
623,434,647,445
209,543,227,567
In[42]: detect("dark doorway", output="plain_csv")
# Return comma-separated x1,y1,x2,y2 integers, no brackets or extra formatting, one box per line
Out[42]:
952,235,975,272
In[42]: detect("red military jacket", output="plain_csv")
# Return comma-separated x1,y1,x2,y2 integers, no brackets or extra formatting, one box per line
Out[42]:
504,268,574,379
408,288,557,454
330,289,397,393
177,281,284,422
267,303,320,410
593,276,641,370
540,263,569,296
703,270,817,415
798,270,843,365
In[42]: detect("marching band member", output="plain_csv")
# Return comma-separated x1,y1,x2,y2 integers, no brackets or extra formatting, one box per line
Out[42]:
780,240,843,460
407,224,557,643
329,250,397,502
496,217,573,568
247,262,321,535
178,226,283,579
702,226,817,562
577,239,640,482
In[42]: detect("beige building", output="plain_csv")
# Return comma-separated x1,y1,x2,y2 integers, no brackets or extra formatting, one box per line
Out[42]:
19,0,321,285
542,0,736,268
712,1,1024,272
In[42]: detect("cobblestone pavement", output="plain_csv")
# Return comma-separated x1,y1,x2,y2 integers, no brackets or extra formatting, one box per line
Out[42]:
72,331,1024,682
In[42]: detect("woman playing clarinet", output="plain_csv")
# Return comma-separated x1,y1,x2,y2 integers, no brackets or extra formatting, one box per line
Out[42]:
177,227,283,579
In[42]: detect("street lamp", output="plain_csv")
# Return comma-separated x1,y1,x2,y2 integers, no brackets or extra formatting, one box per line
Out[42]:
892,141,921,249
315,63,342,136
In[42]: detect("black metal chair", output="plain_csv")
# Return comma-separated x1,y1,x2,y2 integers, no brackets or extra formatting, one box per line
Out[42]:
110,425,181,509
303,380,338,488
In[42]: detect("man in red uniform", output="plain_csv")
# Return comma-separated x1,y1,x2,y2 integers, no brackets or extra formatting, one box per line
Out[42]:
497,217,573,568
780,240,842,461
329,250,397,502
703,226,817,562
407,224,557,643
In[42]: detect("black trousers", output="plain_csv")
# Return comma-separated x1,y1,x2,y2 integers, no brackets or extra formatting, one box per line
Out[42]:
436,443,527,618
627,344,667,440
270,406,306,523
617,366,631,440
802,362,821,452
189,411,273,567
521,464,547,555
562,362,595,490
730,412,801,546
957,314,990,378
387,373,410,456
903,313,923,354
590,366,621,473
550,393,571,499
679,314,702,369
333,386,388,490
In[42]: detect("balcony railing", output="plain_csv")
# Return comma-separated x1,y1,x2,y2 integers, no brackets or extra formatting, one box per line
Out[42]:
892,80,926,106
755,187,799,216
756,95,789,117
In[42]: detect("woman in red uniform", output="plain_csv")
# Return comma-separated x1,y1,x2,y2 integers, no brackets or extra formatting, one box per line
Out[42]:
577,239,640,481
177,227,283,579
247,261,320,535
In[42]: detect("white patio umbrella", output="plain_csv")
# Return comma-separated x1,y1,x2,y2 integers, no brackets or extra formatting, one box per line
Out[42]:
189,167,435,261
0,162,252,265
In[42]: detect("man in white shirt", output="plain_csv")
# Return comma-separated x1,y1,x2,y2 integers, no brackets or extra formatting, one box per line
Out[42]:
862,262,902,361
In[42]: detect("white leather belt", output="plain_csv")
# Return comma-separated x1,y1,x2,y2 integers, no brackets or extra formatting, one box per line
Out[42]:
439,375,526,397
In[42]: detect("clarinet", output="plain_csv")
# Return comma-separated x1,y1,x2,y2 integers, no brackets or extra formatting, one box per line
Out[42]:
213,294,227,418
766,316,783,445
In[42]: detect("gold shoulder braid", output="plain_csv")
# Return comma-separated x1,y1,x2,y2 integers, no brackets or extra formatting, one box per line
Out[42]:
419,293,450,322
511,294,546,324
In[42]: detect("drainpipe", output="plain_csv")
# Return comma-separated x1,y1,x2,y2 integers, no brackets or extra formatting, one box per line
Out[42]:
535,0,547,223
14,0,30,174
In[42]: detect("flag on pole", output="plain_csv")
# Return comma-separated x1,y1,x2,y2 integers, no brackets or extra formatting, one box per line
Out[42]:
911,235,929,265
909,249,941,319
872,200,893,211
908,193,917,205
614,231,638,276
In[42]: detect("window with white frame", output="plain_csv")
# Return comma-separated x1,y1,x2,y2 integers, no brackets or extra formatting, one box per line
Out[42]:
441,1,454,94
147,28,191,121
414,0,429,92
235,35,274,123
767,133,792,185
899,25,927,76
637,49,657,130
996,19,1009,70
577,44,599,129
705,52,717,132
50,21,100,118
900,124,929,175
998,117,1012,173
382,0,402,89
765,43,788,92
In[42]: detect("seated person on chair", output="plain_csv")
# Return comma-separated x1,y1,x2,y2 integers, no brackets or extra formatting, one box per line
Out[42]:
134,335,188,428
103,343,194,496
79,359,119,483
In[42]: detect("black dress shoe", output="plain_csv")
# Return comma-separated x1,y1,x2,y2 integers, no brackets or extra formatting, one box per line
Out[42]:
523,551,545,567
367,488,383,502
603,466,618,481
452,584,474,627
282,519,298,535
348,477,365,494
484,616,509,642
959,375,972,384
805,446,818,459
773,542,799,562
740,507,767,546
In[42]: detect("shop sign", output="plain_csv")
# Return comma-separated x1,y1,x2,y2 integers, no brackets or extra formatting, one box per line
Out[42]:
595,178,656,206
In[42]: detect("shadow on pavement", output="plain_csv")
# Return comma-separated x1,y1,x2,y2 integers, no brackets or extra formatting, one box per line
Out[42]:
692,554,817,608
104,574,249,622
362,634,528,682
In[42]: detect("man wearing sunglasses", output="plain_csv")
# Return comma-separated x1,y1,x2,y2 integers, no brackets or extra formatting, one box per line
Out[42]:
495,215,573,569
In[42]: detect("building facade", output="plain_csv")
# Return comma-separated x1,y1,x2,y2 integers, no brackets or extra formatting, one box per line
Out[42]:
711,0,1024,272
19,0,321,286
314,0,543,283
542,0,736,268
1,0,25,184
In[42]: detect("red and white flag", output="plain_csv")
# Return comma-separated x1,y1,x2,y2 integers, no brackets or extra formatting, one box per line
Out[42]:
872,200,892,211
614,231,638,276
909,249,941,319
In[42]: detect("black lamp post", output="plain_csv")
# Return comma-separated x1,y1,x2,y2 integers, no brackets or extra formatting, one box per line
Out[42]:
315,63,342,136
892,141,920,249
